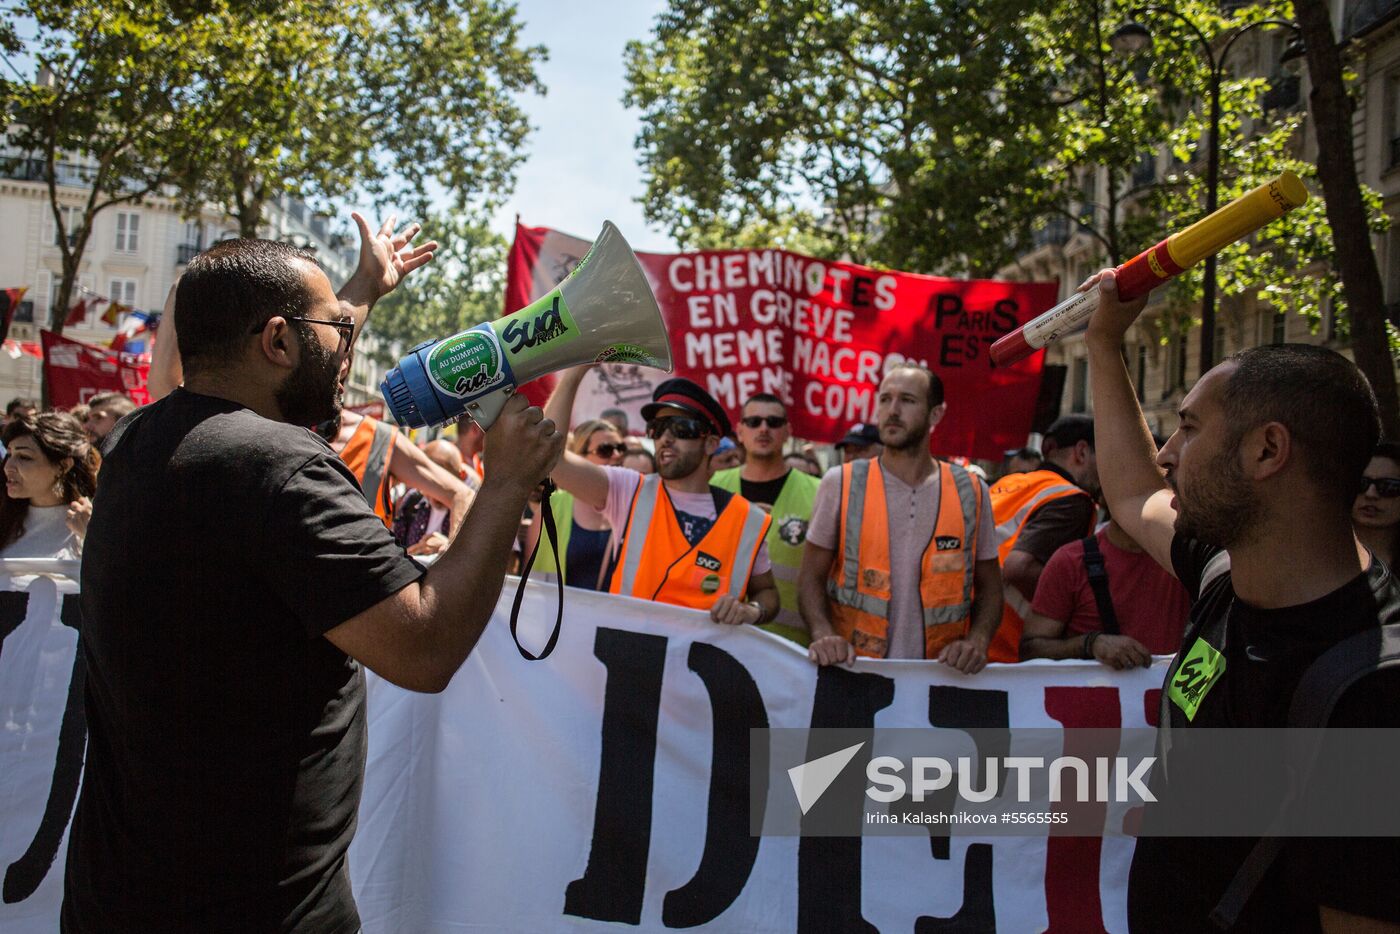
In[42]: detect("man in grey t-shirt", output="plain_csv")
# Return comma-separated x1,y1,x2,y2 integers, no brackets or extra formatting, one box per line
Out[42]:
798,364,1003,671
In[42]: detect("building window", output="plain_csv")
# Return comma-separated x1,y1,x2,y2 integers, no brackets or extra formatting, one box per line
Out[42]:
1389,73,1400,169
47,205,82,247
1071,357,1089,412
1213,321,1227,362
1272,310,1286,344
108,278,138,308
1164,333,1187,398
115,212,140,253
1136,344,1148,401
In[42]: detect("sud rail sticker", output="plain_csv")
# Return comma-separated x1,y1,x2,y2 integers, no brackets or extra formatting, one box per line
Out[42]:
426,326,510,399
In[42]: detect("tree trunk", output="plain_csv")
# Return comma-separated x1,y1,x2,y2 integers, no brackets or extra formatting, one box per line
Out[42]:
1294,0,1399,437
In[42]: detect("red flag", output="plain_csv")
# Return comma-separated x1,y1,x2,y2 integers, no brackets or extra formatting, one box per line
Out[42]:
41,330,150,409
63,298,88,328
0,287,27,341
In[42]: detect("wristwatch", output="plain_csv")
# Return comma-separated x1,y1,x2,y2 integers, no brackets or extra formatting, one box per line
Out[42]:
745,600,764,624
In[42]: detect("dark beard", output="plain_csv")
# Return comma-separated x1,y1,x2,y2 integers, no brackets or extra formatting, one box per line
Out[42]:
882,421,930,454
276,325,342,428
1173,442,1259,549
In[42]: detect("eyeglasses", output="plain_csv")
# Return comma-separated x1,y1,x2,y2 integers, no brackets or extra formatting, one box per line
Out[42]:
1361,476,1400,497
587,443,627,458
249,315,355,356
647,415,710,441
740,415,788,429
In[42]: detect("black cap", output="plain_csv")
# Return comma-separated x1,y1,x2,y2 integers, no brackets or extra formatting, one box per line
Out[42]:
835,422,882,449
641,377,731,437
1042,414,1095,451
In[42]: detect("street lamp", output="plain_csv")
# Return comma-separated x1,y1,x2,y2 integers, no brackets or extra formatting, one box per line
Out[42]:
1110,9,1300,375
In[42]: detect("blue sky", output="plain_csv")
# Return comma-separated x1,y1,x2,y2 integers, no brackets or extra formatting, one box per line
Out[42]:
488,0,678,253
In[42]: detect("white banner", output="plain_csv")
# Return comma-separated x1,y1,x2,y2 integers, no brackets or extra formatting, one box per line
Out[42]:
0,561,83,933
351,581,1162,933
0,568,1162,933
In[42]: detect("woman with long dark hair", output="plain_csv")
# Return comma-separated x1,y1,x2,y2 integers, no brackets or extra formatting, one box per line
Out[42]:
0,410,100,559
1354,440,1400,569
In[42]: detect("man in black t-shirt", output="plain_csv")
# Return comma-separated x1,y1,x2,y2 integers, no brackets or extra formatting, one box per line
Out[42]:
711,392,820,641
1081,267,1400,932
64,230,564,933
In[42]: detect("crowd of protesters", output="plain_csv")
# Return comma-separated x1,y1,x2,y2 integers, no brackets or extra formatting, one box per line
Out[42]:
5,212,1391,933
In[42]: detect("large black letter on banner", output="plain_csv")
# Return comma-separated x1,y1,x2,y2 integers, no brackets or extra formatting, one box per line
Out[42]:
3,592,87,904
797,666,894,934
662,642,769,928
912,686,1007,933
565,628,668,924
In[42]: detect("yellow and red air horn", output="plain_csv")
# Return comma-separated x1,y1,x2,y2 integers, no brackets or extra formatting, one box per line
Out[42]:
989,171,1310,368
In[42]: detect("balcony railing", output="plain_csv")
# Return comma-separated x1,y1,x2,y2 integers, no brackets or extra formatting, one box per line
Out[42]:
176,243,202,265
2,158,98,187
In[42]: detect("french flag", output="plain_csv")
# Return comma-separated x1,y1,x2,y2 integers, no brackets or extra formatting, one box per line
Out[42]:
109,309,158,354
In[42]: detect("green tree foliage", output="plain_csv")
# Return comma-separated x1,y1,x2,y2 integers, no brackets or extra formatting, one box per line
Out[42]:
0,1,231,335
627,0,1394,416
1,0,542,342
173,0,545,238
623,0,1060,270
362,213,508,365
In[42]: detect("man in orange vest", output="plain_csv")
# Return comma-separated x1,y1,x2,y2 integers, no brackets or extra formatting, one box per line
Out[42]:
329,409,474,533
545,366,779,624
799,364,1004,671
988,414,1099,662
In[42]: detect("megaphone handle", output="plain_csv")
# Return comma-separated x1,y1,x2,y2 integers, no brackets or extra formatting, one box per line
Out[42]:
509,478,564,661
466,385,515,432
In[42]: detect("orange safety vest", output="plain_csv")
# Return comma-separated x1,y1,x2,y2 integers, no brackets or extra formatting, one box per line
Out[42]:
609,474,772,610
988,467,1094,662
339,416,397,527
826,458,982,659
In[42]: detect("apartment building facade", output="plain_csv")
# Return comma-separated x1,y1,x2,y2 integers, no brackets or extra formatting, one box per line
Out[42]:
0,163,393,409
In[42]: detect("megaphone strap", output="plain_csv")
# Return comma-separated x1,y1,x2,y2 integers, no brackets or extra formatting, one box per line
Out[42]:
510,479,564,661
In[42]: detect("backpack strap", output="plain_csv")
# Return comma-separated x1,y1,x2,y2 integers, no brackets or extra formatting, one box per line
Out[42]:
1081,535,1120,636
1209,619,1400,929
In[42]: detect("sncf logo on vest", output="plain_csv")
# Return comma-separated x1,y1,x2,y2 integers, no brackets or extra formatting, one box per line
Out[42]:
935,535,962,551
694,552,722,572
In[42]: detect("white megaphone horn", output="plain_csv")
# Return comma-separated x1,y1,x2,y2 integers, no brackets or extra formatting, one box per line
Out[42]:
380,221,674,429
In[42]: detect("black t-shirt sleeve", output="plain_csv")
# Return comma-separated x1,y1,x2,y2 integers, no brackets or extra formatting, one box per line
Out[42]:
264,451,425,638
1170,533,1222,601
1012,495,1095,565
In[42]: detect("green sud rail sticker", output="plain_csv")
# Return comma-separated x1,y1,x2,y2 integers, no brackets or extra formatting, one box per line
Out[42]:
1168,637,1227,721
426,327,508,400
492,291,578,366
595,343,660,366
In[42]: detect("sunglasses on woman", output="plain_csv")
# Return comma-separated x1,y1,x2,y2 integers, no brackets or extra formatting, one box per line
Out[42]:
1361,476,1400,498
587,443,627,458
740,415,788,429
647,416,710,441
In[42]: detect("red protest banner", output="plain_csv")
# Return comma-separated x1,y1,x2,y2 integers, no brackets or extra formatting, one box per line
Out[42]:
41,330,151,409
505,223,1058,460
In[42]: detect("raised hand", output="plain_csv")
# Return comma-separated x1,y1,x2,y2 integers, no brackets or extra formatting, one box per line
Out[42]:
349,211,439,301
